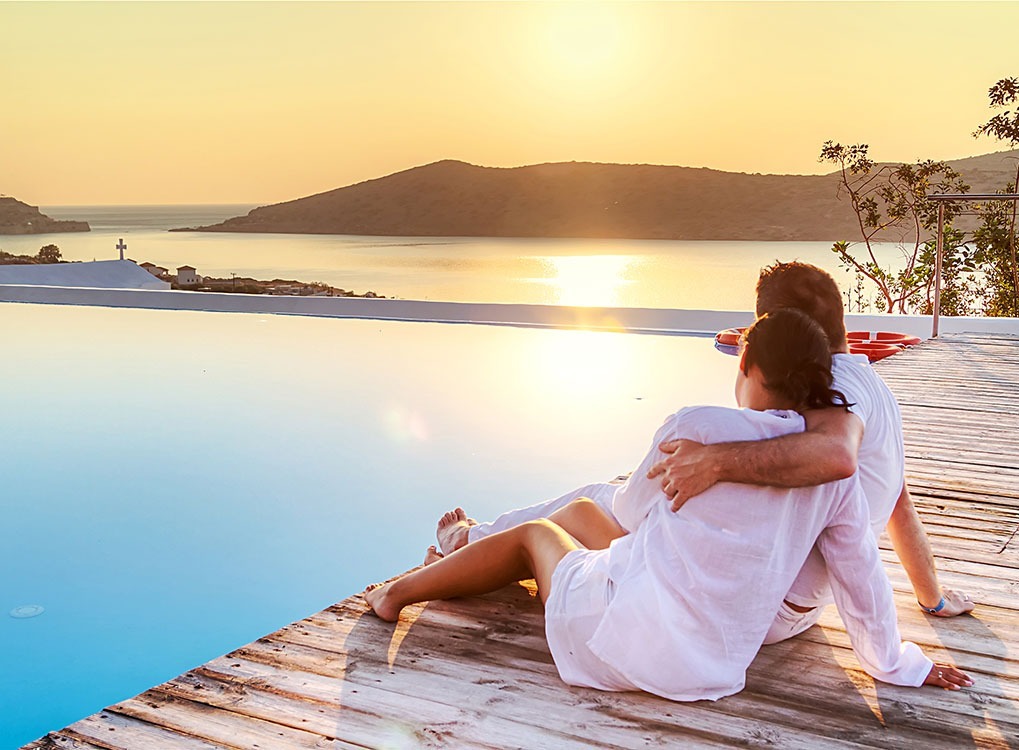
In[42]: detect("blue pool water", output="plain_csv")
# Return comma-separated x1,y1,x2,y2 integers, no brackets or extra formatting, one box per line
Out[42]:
1,302,736,747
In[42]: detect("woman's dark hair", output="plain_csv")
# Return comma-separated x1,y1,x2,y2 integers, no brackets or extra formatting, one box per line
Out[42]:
741,308,852,410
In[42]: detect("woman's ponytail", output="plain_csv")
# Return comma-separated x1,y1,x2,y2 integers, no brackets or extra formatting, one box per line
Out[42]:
742,310,852,411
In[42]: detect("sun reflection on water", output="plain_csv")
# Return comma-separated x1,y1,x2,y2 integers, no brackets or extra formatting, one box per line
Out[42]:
510,327,638,401
543,254,635,307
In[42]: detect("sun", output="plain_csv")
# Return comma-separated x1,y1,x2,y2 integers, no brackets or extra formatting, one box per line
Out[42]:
534,3,628,83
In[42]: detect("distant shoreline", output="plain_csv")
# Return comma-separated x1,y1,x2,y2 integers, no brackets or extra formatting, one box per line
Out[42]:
0,197,90,236
179,152,1019,242
169,273,383,299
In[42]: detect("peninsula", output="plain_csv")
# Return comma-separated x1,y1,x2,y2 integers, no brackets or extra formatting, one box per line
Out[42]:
0,196,89,235
179,150,1019,241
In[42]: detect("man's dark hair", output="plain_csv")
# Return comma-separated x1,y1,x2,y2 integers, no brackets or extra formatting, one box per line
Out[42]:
756,261,847,349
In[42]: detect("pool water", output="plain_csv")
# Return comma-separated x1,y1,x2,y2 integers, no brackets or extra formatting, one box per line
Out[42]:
0,302,735,747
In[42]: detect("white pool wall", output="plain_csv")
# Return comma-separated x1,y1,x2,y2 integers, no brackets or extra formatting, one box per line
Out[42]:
1,283,1018,337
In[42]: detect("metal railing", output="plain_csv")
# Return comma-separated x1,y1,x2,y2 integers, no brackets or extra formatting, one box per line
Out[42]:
929,193,1019,337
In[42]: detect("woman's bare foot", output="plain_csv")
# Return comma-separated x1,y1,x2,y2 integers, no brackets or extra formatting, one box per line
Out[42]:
364,582,402,622
424,545,444,565
436,507,477,555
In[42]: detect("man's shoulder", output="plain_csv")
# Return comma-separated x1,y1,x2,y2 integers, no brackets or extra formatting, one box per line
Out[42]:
832,352,895,400
832,352,874,378
830,351,903,444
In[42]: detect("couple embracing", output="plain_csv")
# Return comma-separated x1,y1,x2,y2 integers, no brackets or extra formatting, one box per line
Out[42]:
365,262,973,701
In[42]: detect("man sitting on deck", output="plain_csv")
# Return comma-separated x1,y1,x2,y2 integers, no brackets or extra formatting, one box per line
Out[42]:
437,262,974,640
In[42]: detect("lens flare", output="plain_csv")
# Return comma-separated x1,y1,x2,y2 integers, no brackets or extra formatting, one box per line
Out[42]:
382,404,430,443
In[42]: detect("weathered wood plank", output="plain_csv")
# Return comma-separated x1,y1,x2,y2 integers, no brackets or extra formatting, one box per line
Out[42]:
21,736,111,750
239,622,954,750
50,712,226,750
266,589,1019,748
157,663,638,749
111,692,365,749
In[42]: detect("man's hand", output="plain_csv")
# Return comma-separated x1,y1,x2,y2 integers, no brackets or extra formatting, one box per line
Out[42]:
646,439,719,511
925,588,976,617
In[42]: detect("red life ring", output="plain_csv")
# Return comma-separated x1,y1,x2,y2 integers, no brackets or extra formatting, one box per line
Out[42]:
849,341,903,362
714,328,745,347
847,331,922,347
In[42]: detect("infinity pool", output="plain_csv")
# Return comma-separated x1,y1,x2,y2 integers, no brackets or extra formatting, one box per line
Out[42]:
1,302,735,747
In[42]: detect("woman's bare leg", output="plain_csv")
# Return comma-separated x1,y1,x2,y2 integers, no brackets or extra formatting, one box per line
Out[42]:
546,497,626,550
365,519,580,621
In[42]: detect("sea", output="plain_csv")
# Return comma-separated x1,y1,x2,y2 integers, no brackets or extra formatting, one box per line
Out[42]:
2,204,883,310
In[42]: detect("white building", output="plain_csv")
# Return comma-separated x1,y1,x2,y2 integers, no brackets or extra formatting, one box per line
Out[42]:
140,262,168,278
177,265,202,286
0,259,170,290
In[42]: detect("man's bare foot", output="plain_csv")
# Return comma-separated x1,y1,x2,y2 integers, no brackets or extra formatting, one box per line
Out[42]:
364,582,402,622
424,545,444,565
436,507,477,556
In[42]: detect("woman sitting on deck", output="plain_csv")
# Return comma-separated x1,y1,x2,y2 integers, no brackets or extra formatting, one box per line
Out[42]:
365,309,970,702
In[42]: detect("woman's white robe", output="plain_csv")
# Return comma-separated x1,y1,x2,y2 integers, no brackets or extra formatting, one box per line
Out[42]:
543,405,931,701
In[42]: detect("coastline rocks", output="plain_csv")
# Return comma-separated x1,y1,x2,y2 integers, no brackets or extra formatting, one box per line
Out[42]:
0,197,90,235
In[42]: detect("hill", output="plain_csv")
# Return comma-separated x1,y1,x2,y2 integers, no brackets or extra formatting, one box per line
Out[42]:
940,149,1019,193
183,151,1019,241
0,197,89,235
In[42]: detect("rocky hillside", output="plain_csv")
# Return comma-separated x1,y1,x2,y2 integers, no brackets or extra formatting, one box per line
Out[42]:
183,150,1019,241
0,197,89,235
946,149,1019,193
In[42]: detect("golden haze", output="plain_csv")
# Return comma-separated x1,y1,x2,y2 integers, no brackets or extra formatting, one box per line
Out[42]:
2,1,1017,205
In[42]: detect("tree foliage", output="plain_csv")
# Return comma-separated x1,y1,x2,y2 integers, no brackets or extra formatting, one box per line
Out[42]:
820,141,969,314
36,244,61,263
919,228,982,316
973,77,1019,145
972,199,1019,316
822,77,1019,318
971,76,1019,317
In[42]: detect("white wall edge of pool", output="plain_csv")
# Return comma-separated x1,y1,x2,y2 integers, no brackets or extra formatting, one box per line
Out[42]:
2,283,1019,338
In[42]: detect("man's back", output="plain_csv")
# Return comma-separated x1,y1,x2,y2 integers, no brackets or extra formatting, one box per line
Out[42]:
832,352,905,528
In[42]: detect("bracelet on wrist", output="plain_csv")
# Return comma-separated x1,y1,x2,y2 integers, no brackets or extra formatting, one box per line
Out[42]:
919,596,946,615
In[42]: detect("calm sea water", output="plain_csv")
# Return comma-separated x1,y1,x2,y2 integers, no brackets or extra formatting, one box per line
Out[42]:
4,204,866,310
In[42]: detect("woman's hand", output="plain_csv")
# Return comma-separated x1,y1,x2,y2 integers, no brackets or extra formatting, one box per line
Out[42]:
923,662,973,690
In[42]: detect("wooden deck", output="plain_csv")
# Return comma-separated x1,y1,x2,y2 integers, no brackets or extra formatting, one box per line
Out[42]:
24,333,1019,749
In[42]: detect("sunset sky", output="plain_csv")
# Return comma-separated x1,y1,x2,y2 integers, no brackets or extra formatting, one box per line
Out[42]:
3,1,1017,206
